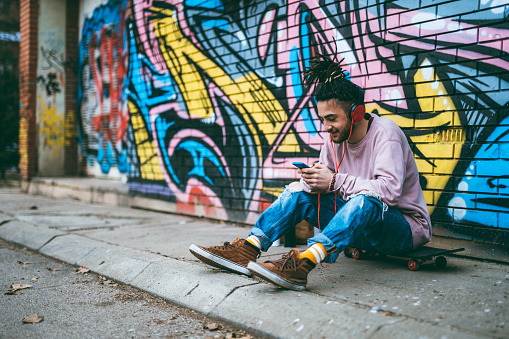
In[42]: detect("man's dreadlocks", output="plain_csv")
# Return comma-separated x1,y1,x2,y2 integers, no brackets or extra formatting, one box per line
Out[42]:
302,55,363,104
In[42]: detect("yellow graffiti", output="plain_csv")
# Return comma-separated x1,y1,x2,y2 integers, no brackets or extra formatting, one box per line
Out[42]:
64,111,79,147
150,6,288,169
39,96,64,158
366,59,465,214
18,117,28,174
129,101,165,180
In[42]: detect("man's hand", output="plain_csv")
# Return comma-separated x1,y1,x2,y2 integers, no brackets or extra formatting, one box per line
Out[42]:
298,163,334,190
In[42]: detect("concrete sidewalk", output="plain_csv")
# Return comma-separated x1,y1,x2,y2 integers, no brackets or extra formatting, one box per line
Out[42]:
1,185,508,338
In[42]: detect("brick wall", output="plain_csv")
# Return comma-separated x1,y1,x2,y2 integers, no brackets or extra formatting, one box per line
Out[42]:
64,0,79,176
72,0,508,248
18,0,38,180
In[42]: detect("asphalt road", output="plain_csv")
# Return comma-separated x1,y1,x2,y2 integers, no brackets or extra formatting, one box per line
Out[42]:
0,238,257,339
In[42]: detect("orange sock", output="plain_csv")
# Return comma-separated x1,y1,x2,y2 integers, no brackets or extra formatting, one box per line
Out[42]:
246,235,262,249
300,243,327,264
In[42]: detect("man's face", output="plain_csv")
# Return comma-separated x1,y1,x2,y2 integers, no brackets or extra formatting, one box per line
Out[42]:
317,99,352,144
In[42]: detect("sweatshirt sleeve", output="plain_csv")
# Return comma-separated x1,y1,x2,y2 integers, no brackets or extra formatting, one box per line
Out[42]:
332,139,407,206
300,177,319,193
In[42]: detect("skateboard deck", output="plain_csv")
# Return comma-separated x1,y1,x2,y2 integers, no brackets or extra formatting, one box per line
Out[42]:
345,246,465,271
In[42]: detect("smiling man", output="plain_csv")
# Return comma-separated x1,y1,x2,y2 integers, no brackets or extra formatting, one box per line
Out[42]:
189,56,432,291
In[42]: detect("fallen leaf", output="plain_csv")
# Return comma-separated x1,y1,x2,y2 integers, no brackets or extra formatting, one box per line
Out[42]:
22,314,43,323
204,322,221,331
31,277,38,282
76,266,90,274
47,267,60,271
381,312,389,316
11,284,32,292
100,279,118,286
18,261,32,265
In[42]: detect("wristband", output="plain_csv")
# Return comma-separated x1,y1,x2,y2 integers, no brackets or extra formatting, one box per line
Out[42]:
328,173,337,191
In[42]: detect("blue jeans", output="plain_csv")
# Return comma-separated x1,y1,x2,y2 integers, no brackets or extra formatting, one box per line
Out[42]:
249,189,413,263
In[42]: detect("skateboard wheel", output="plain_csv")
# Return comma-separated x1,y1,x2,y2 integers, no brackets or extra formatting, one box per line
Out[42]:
435,256,447,268
352,249,363,260
408,259,420,271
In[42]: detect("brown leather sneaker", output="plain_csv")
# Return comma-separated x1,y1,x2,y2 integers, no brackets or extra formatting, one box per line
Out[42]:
247,249,315,291
189,238,261,276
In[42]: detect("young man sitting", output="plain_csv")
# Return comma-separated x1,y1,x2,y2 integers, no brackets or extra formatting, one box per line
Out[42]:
189,56,432,291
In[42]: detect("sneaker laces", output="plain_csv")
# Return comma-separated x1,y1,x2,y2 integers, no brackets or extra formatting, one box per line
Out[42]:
212,237,242,250
212,239,261,259
269,249,300,272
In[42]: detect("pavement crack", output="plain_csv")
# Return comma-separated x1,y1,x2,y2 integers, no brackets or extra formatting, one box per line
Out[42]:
0,219,14,226
64,226,121,232
224,282,260,299
185,283,199,297
38,234,65,250
368,318,406,338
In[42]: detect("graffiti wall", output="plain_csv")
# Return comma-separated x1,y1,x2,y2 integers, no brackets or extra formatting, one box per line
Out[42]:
78,0,129,178
36,0,66,176
78,0,509,242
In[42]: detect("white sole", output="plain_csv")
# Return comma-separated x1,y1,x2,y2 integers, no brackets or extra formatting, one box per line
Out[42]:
247,262,306,291
189,244,251,276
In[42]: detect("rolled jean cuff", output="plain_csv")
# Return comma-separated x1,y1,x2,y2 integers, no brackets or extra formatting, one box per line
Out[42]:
307,233,339,263
248,227,273,252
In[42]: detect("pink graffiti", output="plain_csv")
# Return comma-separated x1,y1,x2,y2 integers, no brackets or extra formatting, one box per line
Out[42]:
133,0,202,73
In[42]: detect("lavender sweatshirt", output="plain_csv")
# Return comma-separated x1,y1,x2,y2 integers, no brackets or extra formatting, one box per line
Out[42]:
302,114,432,249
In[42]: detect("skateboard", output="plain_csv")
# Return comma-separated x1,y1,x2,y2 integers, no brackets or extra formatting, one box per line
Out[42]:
345,246,465,271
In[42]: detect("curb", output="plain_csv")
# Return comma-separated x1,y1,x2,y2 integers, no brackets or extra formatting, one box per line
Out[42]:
0,220,482,339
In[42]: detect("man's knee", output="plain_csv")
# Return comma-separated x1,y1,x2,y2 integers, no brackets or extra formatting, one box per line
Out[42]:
345,194,384,214
348,194,376,208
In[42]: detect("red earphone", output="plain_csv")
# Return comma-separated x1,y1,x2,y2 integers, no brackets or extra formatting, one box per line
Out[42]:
350,88,365,122
350,103,365,122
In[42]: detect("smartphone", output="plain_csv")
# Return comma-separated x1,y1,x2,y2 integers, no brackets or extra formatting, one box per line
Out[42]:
292,162,310,169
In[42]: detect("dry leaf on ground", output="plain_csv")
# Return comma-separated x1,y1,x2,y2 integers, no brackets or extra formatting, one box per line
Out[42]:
100,279,118,286
31,277,38,282
76,266,90,274
22,314,43,323
18,261,31,265
204,322,221,331
47,267,60,271
11,284,32,292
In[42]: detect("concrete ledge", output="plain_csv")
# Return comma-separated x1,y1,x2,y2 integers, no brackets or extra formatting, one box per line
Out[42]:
0,221,64,250
77,246,164,284
129,195,178,214
130,260,252,313
24,178,129,207
39,234,109,264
